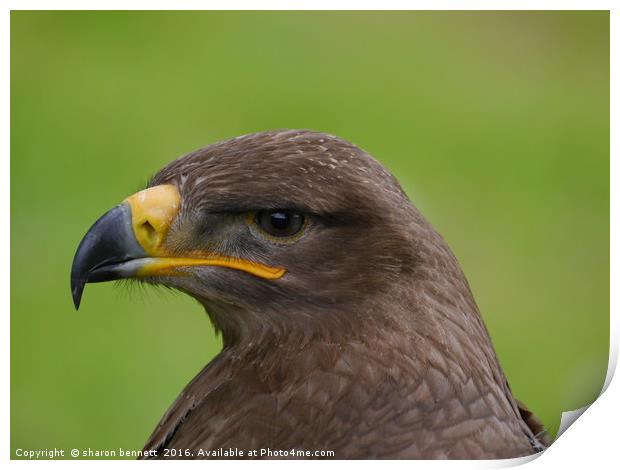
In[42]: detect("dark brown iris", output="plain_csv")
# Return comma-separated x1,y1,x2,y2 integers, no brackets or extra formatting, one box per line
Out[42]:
257,210,305,238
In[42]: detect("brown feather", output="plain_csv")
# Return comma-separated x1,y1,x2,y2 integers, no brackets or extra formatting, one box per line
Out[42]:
134,130,549,459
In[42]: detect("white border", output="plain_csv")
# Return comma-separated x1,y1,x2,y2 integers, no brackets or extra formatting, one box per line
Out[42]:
3,1,11,466
1,1,616,10
3,3,615,468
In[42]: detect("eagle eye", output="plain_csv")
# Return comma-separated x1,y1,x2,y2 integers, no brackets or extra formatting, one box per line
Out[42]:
256,210,305,238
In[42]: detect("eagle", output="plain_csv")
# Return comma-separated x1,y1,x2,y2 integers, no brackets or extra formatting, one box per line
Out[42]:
71,130,551,459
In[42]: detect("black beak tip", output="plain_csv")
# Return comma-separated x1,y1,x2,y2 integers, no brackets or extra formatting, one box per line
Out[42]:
70,203,147,311
71,277,85,310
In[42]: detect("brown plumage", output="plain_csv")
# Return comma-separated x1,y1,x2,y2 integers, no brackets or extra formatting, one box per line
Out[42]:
71,129,551,459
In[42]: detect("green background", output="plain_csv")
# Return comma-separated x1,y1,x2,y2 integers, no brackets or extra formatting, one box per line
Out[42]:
11,11,609,457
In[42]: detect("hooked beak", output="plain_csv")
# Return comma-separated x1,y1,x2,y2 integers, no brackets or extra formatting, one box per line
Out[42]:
70,184,285,310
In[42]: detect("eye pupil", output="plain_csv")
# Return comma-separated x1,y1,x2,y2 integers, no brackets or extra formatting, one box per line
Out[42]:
257,210,305,238
270,212,290,230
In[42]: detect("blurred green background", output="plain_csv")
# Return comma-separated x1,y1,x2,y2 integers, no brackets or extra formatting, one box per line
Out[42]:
11,11,609,458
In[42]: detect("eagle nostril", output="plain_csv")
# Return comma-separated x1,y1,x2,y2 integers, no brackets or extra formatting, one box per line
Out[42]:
141,220,158,245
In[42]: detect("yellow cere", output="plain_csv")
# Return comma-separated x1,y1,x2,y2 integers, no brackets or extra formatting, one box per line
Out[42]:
124,184,181,256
